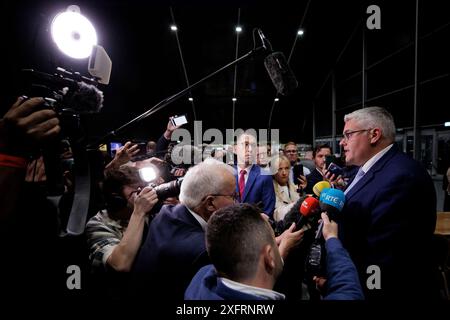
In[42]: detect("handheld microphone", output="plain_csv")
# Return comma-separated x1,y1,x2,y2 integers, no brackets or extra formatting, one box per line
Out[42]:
280,196,321,234
313,188,345,240
306,188,345,278
256,29,298,96
312,181,332,198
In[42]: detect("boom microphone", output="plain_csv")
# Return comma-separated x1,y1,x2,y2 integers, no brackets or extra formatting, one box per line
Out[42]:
257,29,298,96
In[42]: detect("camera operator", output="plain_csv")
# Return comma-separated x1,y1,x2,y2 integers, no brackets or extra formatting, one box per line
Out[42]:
0,96,61,296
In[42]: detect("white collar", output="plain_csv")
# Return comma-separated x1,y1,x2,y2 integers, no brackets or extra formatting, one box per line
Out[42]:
360,144,393,174
186,206,208,232
219,277,285,300
238,164,253,173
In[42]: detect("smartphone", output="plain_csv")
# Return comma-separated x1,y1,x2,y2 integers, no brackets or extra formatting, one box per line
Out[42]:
292,163,304,183
110,142,123,157
325,155,338,169
327,162,344,177
170,114,188,127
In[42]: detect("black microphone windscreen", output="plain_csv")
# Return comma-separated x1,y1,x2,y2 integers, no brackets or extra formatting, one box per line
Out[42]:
282,196,307,227
68,82,104,113
319,203,340,221
264,52,298,96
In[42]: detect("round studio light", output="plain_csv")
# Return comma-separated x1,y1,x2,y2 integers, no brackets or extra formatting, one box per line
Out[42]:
51,7,97,59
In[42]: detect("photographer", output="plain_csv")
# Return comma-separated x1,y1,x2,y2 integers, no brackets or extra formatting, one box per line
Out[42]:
132,159,237,300
86,166,158,273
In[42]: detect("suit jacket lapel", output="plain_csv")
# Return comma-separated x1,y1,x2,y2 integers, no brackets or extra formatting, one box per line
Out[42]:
243,166,258,202
345,145,399,201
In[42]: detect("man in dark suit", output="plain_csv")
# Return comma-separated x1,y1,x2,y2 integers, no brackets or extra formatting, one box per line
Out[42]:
304,144,332,195
339,106,438,300
132,159,237,300
234,131,275,218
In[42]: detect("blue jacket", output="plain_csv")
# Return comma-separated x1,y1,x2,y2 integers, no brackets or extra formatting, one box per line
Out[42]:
132,204,210,300
185,238,364,301
340,144,437,299
235,165,275,218
324,238,364,300
185,265,267,300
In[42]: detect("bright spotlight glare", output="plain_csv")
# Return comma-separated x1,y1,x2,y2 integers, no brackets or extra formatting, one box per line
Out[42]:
445,121,450,127
235,26,242,33
297,29,304,36
139,166,158,183
51,11,97,59
170,25,178,31
232,97,237,102
188,97,194,101
274,98,279,102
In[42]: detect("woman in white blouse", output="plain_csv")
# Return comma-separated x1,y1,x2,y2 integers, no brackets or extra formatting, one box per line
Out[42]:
272,156,307,221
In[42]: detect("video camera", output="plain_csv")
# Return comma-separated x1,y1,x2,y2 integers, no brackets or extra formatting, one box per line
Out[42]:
20,67,105,196
21,68,103,132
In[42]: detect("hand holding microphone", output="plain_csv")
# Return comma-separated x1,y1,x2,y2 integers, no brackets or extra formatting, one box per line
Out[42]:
315,187,346,239
320,212,338,241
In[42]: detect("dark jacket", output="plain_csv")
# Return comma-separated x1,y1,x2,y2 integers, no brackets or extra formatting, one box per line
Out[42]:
132,204,210,300
340,144,438,299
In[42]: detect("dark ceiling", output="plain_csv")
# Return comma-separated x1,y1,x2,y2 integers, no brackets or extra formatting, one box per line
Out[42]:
1,0,449,145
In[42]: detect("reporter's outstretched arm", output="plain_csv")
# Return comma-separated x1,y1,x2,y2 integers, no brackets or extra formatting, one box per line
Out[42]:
321,213,364,300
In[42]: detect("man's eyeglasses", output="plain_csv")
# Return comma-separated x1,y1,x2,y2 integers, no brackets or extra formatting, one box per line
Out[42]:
342,129,371,141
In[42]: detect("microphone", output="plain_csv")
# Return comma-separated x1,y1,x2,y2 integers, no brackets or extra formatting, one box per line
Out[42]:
277,196,321,235
318,187,345,221
257,29,298,96
312,181,332,198
296,196,321,231
306,188,345,278
313,187,345,240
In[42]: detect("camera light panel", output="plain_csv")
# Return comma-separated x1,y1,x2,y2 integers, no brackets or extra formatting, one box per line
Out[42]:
51,11,97,59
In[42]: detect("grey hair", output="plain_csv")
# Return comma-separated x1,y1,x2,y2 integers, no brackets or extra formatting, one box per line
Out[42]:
344,106,396,142
179,158,235,209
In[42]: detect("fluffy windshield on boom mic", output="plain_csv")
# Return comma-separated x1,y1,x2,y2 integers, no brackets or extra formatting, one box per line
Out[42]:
264,52,298,96
256,29,298,96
